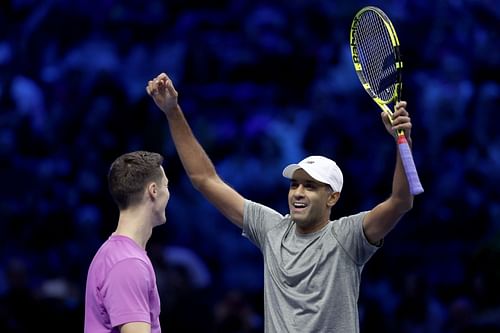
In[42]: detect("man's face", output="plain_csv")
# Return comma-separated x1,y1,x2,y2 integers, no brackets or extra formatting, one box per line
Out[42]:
154,166,170,226
288,169,335,233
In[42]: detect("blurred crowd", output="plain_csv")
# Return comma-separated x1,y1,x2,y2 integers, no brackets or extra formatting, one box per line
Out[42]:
0,0,499,332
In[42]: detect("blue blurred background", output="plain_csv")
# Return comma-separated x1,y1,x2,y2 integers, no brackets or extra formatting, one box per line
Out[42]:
1,0,499,332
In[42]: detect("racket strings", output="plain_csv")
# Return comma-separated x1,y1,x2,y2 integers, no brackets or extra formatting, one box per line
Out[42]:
355,11,398,102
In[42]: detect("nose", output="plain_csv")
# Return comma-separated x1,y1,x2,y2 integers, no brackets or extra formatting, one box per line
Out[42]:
293,184,305,197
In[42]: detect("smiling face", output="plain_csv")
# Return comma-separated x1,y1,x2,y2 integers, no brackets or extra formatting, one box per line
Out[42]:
288,169,339,233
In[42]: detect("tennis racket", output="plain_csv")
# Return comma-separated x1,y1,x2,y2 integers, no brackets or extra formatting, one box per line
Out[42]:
349,6,424,195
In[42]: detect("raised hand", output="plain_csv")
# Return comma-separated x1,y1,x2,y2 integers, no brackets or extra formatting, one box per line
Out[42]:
381,101,412,144
146,73,179,115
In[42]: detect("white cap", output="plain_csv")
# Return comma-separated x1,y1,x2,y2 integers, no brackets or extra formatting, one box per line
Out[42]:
282,155,343,192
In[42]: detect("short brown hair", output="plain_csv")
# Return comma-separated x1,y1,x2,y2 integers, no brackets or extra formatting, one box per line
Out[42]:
108,151,164,210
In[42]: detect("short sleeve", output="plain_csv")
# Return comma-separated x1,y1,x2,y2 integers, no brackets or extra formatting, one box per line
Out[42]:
243,199,285,249
330,211,380,265
103,258,153,328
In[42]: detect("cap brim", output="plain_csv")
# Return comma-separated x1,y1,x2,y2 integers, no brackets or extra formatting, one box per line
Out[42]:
282,164,301,179
282,163,331,189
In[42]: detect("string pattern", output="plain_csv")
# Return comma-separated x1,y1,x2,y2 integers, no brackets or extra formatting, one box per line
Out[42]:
355,11,398,102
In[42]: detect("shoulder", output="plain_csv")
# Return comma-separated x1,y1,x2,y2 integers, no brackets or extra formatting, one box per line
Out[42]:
243,200,290,246
332,211,369,225
104,236,148,261
330,211,369,234
244,199,285,220
89,236,151,279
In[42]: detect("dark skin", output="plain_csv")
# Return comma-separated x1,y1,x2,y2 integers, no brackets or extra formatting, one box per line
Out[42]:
146,73,413,244
288,170,340,234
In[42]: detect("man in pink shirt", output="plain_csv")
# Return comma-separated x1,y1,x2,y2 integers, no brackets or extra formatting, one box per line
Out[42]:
85,151,169,333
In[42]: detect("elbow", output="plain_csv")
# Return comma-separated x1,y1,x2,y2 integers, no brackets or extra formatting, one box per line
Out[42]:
402,201,413,213
399,197,413,214
190,174,207,191
392,195,413,214
190,173,219,192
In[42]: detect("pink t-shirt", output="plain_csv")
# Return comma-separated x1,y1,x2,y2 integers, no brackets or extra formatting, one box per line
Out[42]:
84,235,161,333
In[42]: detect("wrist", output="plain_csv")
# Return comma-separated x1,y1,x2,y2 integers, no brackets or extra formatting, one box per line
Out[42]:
163,104,182,119
163,104,180,114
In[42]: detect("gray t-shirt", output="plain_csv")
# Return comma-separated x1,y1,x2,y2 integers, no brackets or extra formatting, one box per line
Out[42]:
243,199,380,333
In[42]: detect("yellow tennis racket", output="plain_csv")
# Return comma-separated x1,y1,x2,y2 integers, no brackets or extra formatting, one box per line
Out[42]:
350,6,424,195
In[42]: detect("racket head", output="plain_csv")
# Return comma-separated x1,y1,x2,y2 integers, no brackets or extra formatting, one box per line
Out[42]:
350,6,403,106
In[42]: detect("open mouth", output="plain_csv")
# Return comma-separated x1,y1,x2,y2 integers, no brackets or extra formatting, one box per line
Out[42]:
291,202,307,213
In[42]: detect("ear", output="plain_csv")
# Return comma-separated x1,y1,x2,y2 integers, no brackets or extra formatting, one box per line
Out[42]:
147,182,158,200
327,192,340,208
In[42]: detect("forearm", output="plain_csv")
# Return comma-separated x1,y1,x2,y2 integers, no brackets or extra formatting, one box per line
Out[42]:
364,102,415,242
164,105,218,188
390,143,414,212
363,144,413,243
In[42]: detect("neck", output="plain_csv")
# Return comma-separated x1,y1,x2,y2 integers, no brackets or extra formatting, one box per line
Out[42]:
114,207,153,249
296,219,329,234
294,207,332,234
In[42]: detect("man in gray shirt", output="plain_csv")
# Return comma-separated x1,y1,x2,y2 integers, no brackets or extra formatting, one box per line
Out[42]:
146,73,415,332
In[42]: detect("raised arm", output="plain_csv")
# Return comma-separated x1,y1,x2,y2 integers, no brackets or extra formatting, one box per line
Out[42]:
363,101,415,244
146,73,245,228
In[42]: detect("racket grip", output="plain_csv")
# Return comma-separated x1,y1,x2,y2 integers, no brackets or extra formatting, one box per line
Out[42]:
397,136,424,195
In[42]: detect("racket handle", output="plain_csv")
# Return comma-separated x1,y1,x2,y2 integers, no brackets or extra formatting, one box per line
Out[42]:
397,135,424,195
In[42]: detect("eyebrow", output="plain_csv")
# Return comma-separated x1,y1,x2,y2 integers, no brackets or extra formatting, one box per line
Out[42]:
290,179,324,186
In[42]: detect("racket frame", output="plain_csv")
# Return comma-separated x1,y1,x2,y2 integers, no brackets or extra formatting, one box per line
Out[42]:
350,6,424,195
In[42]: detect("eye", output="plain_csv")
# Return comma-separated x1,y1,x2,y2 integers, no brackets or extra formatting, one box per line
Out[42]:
304,183,316,190
290,181,298,189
